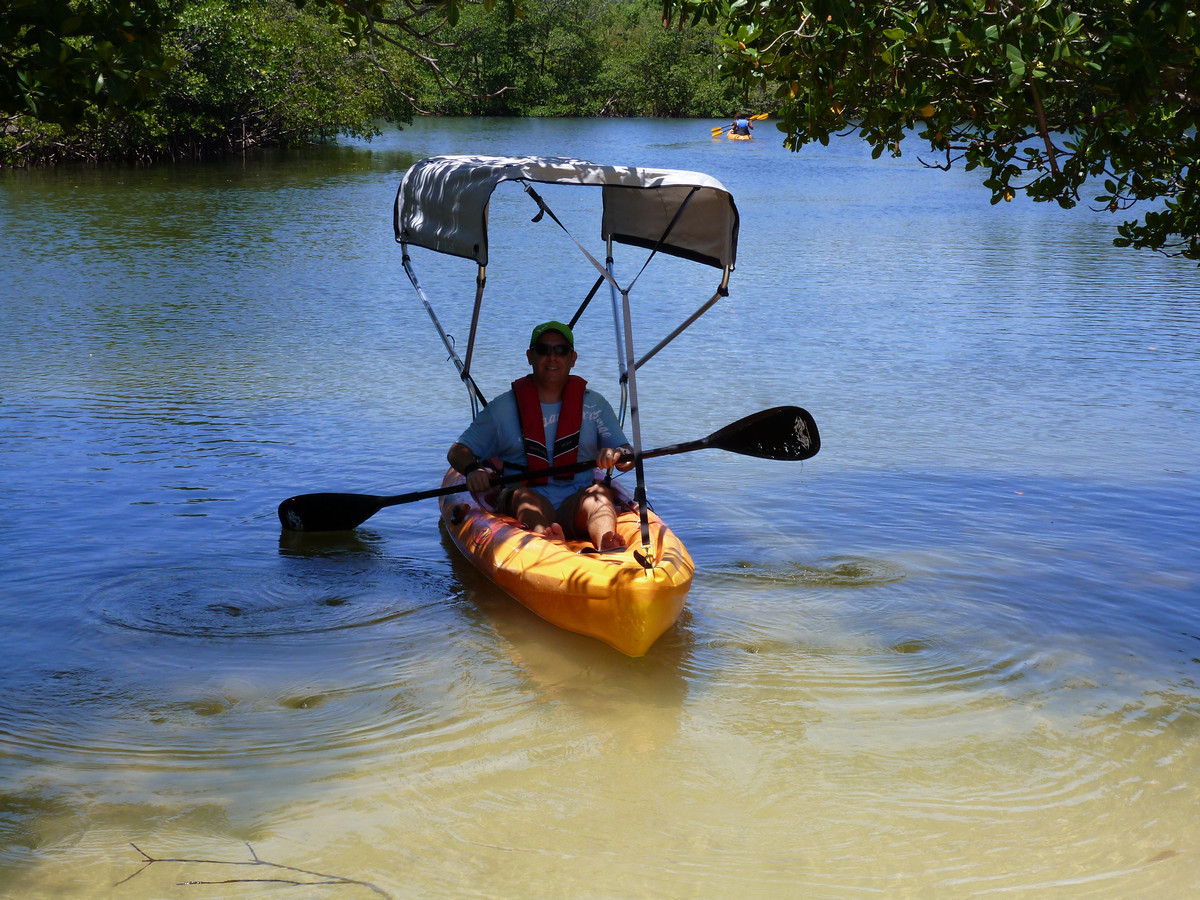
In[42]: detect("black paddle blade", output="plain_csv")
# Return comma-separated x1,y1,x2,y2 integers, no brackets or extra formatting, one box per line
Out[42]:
278,493,388,532
709,405,820,461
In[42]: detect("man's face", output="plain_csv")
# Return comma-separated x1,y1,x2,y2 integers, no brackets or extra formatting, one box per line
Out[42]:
527,331,577,388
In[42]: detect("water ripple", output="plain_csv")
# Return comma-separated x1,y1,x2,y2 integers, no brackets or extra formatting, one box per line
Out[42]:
86,565,440,637
2,560,518,778
708,555,908,589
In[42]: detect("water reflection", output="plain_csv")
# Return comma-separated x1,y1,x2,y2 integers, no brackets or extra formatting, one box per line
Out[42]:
441,531,691,755
278,527,387,558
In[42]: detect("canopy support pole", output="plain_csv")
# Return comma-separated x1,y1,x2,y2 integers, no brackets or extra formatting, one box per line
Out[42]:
520,182,721,556
460,265,487,414
618,287,652,554
604,241,630,427
523,183,624,297
402,245,488,416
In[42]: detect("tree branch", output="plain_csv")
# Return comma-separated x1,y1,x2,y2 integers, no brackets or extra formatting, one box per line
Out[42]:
1028,77,1059,176
117,842,390,897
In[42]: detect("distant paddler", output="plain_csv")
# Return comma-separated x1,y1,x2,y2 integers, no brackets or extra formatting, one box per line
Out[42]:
710,112,766,138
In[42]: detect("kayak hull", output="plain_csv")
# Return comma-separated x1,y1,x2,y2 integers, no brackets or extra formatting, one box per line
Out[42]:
439,469,693,656
727,132,753,141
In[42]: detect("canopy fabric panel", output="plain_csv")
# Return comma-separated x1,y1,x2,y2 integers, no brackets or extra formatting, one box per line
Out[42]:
394,155,738,270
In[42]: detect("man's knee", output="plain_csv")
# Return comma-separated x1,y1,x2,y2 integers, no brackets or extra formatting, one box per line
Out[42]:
511,487,553,518
580,483,614,508
577,485,619,524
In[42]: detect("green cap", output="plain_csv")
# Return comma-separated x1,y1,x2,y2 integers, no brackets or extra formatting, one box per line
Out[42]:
529,320,574,348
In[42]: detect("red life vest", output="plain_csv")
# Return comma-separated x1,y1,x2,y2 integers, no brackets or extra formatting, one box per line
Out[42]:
512,374,587,485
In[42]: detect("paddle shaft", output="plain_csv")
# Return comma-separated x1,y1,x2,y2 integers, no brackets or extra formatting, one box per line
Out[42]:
278,454,642,533
365,455,618,509
284,435,713,522
278,405,818,531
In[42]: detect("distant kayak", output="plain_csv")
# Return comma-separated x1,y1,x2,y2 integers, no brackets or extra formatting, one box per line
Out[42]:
712,113,766,139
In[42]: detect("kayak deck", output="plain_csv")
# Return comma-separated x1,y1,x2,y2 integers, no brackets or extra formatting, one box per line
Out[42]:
438,469,693,656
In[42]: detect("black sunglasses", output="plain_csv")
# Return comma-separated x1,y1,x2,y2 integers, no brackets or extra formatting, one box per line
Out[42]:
533,342,572,357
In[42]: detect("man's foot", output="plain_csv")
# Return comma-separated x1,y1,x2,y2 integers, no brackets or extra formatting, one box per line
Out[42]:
597,530,625,552
539,522,566,542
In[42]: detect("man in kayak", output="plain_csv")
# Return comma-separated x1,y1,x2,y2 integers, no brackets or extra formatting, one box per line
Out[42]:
731,112,753,136
447,321,635,551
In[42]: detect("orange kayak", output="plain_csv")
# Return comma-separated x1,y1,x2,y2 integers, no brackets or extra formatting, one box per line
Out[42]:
727,132,753,141
439,469,693,656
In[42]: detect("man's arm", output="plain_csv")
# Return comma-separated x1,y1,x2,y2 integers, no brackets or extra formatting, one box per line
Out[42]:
448,442,492,492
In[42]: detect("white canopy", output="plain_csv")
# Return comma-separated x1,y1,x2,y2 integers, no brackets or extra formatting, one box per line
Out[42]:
394,155,739,270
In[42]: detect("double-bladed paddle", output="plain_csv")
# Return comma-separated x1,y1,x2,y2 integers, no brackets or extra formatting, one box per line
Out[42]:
277,405,819,533
711,112,768,137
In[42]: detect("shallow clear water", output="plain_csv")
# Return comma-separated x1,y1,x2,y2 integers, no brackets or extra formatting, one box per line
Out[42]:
2,117,1198,897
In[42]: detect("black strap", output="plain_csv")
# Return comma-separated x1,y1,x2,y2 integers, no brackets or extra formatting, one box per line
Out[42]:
568,274,606,328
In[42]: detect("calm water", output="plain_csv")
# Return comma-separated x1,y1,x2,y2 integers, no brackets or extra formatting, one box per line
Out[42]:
2,117,1199,898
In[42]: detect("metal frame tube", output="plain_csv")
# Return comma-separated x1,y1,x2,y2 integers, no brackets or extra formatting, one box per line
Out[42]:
619,288,652,551
402,246,487,416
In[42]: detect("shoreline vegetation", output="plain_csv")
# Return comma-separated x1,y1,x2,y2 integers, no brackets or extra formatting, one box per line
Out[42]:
8,0,1197,257
2,0,765,169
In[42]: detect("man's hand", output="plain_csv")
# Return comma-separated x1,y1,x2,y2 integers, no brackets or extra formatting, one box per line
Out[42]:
449,442,493,493
597,445,635,472
465,466,492,493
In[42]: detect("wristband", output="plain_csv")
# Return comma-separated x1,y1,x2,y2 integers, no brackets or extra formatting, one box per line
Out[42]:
462,461,483,476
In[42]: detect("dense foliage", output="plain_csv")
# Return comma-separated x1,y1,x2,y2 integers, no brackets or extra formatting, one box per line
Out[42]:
2,0,745,165
2,0,421,164
663,0,1200,258
1,0,176,124
297,0,744,115
416,0,742,117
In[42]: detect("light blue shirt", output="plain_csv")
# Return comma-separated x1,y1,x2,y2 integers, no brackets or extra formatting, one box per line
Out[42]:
458,387,628,507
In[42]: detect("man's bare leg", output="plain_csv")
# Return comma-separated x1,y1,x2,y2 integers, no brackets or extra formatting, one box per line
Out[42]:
560,484,625,550
508,487,564,540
